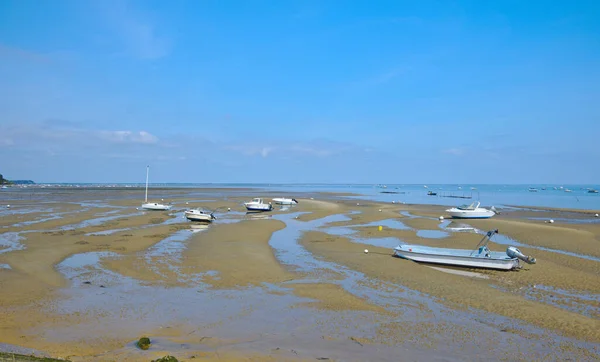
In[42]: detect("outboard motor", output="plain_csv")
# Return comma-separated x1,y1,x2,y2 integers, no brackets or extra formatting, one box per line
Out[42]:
507,246,536,264
292,198,298,204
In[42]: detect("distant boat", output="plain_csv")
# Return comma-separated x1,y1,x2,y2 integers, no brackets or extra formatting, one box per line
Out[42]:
244,198,273,212
446,201,496,219
565,189,572,193
393,229,536,270
141,166,171,211
272,197,299,205
184,208,215,222
528,187,538,192
427,191,437,196
588,189,599,194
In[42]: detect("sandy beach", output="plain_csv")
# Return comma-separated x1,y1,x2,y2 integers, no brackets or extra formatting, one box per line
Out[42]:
1,187,599,361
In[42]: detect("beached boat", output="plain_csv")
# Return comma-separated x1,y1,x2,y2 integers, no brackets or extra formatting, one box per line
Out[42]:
393,229,536,270
244,198,273,212
446,201,495,219
184,208,215,222
272,197,299,205
141,166,172,211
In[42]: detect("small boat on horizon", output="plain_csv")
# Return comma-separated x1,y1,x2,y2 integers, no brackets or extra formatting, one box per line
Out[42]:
244,198,273,212
528,187,538,192
393,229,536,271
446,201,496,219
588,189,599,194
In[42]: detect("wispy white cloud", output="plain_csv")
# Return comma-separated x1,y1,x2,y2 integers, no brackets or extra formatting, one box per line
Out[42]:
0,122,159,149
369,67,410,85
98,0,171,60
0,43,52,64
99,130,159,144
223,145,276,158
442,147,467,156
224,139,368,158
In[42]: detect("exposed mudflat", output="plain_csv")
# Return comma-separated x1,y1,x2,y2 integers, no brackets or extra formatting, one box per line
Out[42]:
0,188,598,361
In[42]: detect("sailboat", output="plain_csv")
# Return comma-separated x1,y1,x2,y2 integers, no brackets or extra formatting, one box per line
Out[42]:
141,166,171,211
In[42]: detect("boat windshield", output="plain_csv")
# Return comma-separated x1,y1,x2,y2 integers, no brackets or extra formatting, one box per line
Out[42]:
251,198,261,203
457,201,479,210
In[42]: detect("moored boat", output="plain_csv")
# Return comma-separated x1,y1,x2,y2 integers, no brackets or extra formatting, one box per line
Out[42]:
272,197,299,205
446,201,495,219
184,208,215,222
393,229,536,270
244,198,273,212
141,166,171,211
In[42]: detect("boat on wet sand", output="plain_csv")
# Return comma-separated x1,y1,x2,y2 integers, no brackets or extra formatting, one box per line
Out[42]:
446,201,495,219
141,166,171,211
184,208,215,222
272,197,299,205
393,229,536,271
244,198,273,212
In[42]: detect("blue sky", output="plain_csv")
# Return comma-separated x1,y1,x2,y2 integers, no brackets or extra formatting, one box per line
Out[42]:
1,0,599,184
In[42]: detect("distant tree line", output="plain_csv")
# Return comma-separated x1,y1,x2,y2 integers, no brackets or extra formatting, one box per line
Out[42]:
0,174,34,185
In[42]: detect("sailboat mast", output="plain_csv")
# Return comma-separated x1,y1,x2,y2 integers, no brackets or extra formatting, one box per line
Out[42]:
145,165,149,203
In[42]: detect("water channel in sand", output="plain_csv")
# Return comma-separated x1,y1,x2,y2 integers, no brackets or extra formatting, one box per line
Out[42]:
2,197,598,360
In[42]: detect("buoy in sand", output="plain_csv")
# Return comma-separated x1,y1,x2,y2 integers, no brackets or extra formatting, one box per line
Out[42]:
228,207,231,211
378,226,383,231
439,216,444,221
378,209,382,212
364,249,369,254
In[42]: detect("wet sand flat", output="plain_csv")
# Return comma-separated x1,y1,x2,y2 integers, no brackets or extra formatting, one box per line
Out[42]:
0,188,599,361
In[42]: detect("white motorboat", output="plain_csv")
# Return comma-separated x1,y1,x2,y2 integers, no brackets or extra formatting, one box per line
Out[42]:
393,229,536,270
184,208,215,222
446,201,495,219
272,197,298,205
141,166,171,211
244,198,273,212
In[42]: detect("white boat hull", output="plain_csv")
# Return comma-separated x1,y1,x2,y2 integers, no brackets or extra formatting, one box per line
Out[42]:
141,203,171,211
393,245,519,270
272,198,298,205
446,209,495,219
244,198,273,212
185,212,214,222
245,204,273,211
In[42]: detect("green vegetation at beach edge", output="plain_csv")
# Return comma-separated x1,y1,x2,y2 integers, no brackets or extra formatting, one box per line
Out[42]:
0,352,69,362
0,173,34,185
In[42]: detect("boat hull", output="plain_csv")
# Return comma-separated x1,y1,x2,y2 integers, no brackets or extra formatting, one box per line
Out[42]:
141,203,171,211
244,204,273,211
185,212,213,222
272,198,298,205
446,209,495,219
393,245,519,270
